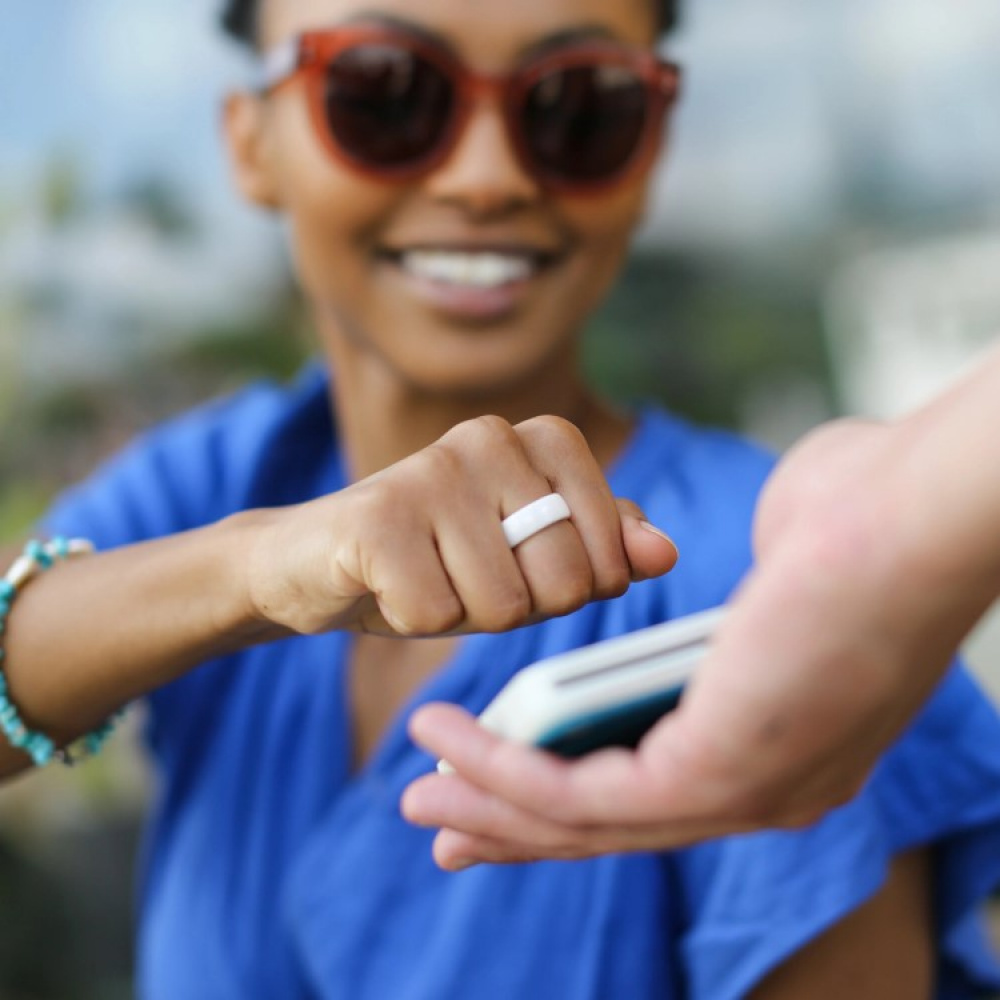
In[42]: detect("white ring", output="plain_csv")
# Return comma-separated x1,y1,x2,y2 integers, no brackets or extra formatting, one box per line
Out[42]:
501,493,572,548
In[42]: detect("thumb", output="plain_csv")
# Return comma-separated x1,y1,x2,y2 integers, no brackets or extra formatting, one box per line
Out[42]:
615,498,679,581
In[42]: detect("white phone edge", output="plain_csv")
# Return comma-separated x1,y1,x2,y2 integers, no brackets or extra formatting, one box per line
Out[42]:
436,606,725,772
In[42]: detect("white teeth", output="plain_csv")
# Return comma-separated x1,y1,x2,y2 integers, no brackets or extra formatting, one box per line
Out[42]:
400,251,536,288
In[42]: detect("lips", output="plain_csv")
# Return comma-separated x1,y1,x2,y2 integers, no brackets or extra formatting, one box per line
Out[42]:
377,244,565,321
399,249,537,289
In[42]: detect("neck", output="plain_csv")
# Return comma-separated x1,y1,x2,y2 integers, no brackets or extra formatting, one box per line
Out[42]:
316,320,631,482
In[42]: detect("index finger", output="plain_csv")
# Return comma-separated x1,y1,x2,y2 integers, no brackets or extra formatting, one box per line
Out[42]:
406,702,710,828
512,417,630,600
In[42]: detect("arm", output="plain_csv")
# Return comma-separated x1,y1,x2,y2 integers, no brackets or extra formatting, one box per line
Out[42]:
0,523,274,780
402,344,1000,866
0,416,677,781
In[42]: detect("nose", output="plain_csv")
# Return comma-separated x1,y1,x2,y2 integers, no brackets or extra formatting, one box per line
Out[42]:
423,98,540,217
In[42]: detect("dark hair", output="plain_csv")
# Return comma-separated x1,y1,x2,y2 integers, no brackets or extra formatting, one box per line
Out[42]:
220,0,680,49
221,0,258,48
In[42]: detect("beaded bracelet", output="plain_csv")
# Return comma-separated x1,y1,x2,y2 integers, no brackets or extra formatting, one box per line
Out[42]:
0,537,125,766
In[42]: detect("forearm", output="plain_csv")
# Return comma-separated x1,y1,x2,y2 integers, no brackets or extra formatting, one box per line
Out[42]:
402,349,1000,864
0,414,677,783
0,511,287,780
900,343,1000,598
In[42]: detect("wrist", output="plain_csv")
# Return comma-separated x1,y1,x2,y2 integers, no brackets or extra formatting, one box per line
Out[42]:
890,418,1000,599
216,509,300,646
228,502,356,638
868,421,999,651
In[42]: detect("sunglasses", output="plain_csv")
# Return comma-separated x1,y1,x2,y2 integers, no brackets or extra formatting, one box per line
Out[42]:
257,26,682,195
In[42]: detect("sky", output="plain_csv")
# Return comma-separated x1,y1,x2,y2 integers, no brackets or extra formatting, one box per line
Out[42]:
1,0,247,224
3,0,998,687
2,0,999,250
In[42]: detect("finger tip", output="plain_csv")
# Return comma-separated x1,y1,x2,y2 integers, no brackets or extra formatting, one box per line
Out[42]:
407,701,453,741
433,832,477,872
625,519,679,580
441,854,477,873
399,781,422,821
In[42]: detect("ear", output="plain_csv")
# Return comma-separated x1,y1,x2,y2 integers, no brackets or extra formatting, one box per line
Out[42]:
221,92,283,211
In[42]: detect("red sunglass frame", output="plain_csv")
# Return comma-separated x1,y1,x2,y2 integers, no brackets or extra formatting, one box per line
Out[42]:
257,25,682,195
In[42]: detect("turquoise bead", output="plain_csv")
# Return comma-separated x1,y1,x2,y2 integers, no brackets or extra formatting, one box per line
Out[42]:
1,535,118,767
24,539,49,566
27,735,53,766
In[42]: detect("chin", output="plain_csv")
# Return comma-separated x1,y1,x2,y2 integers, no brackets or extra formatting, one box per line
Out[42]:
399,347,554,401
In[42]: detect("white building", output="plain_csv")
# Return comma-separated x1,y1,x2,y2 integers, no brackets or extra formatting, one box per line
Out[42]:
825,233,1000,700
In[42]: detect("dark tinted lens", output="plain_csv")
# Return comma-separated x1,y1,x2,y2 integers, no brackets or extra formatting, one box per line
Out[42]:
323,44,454,168
523,64,649,182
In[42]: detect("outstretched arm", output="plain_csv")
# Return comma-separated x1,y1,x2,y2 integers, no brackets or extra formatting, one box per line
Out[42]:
403,344,1000,867
0,415,677,781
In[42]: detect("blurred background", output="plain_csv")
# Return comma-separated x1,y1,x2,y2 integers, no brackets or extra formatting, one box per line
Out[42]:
1,0,998,995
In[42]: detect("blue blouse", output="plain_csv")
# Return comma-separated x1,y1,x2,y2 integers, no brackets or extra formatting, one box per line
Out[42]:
43,365,1000,999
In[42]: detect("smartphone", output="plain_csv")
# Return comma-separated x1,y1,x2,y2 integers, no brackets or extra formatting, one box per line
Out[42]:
439,606,723,769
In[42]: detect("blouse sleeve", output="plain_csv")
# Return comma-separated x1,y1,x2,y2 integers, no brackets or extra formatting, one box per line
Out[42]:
35,378,311,753
38,384,286,548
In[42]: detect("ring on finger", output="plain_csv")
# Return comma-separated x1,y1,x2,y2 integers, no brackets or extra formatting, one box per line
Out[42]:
501,493,572,549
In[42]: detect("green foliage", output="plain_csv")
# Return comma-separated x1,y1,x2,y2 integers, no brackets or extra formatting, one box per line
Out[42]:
585,250,834,428
172,309,312,385
0,484,50,545
119,176,199,240
40,153,87,227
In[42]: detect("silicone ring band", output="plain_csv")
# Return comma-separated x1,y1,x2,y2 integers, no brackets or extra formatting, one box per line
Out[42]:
502,493,572,548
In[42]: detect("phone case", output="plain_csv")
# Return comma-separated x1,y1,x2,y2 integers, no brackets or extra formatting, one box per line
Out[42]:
439,607,724,768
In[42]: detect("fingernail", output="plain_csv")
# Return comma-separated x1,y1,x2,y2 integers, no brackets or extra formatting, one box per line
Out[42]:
640,521,679,556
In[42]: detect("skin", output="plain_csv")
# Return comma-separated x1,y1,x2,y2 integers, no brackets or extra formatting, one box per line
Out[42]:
0,0,675,781
403,346,1000,872
235,0,659,479
226,0,674,763
2,0,934,993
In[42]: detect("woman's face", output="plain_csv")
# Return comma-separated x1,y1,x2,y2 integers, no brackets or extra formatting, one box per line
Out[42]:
234,0,662,396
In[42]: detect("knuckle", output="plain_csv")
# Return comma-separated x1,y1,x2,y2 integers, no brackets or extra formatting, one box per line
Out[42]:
592,559,631,601
535,564,593,618
414,437,470,486
424,597,466,635
395,596,464,637
385,615,424,638
345,481,395,526
447,414,519,453
518,414,588,455
481,587,533,632
615,497,645,520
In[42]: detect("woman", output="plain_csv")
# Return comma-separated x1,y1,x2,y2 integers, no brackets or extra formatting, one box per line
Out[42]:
1,0,999,996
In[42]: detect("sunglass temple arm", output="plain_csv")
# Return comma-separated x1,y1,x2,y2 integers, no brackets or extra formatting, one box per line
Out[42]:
254,39,300,94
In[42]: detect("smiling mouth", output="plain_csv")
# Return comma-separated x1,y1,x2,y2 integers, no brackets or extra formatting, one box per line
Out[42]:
380,248,561,290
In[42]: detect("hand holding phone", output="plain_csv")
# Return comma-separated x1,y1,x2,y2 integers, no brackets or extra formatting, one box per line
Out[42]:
439,607,723,769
